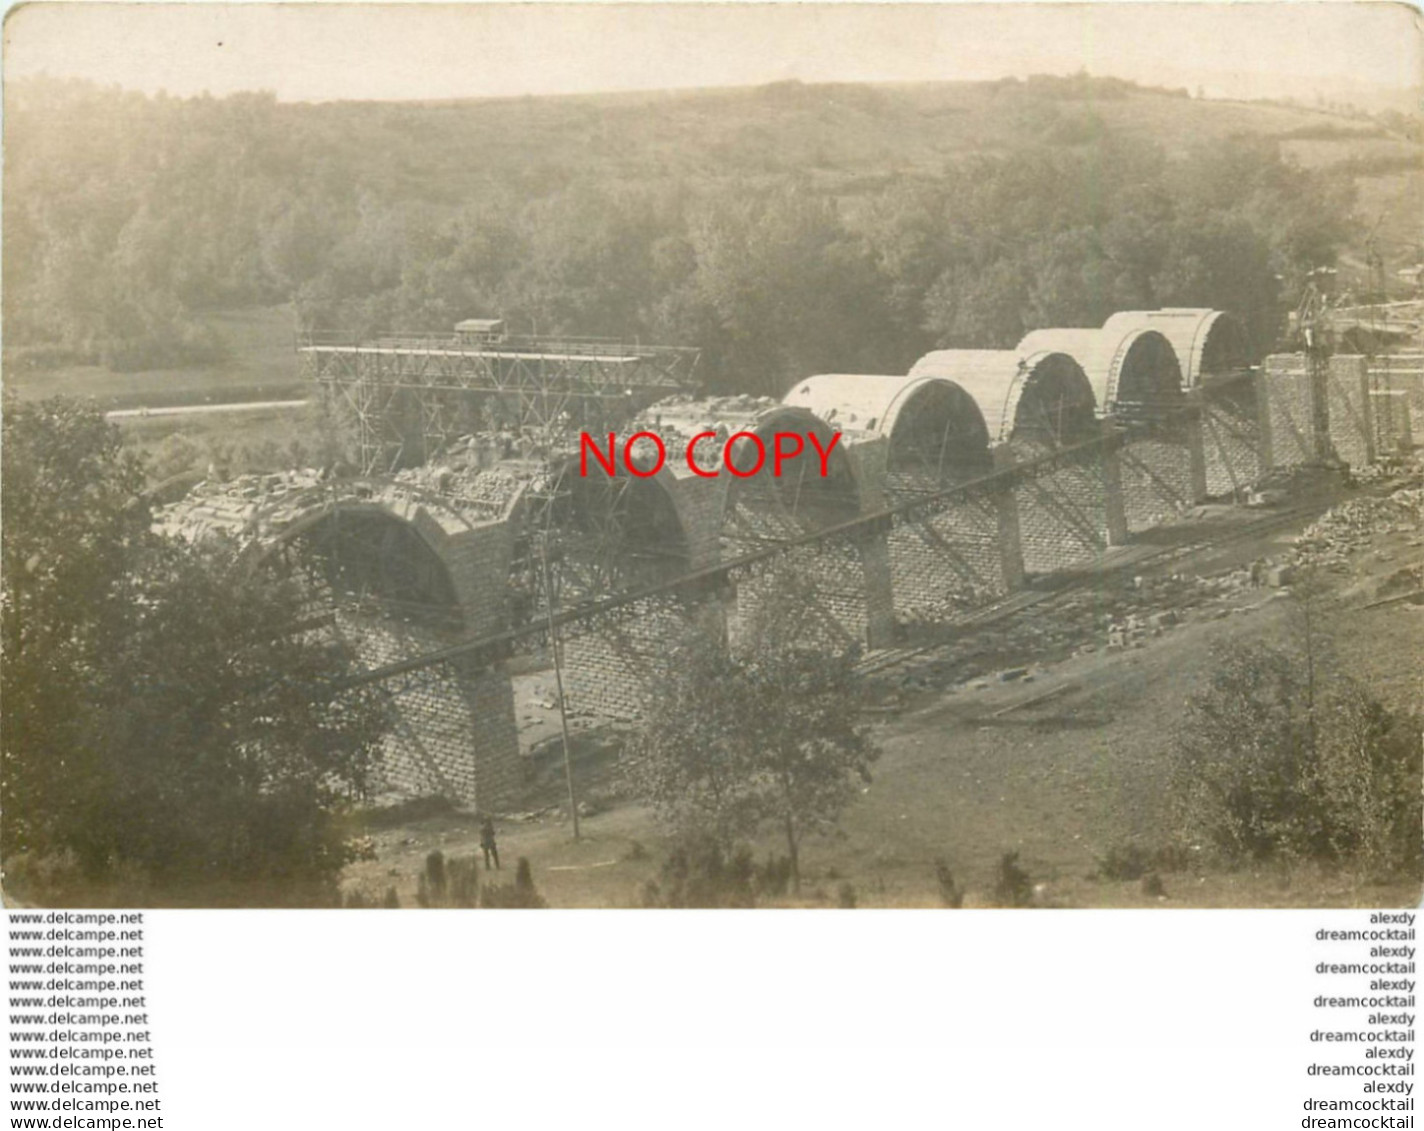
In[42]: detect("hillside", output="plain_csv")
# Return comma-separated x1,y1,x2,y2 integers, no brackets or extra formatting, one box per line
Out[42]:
4,74,1418,406
294,77,1406,183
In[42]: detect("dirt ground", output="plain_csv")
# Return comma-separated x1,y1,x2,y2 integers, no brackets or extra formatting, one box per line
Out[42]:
343,466,1424,910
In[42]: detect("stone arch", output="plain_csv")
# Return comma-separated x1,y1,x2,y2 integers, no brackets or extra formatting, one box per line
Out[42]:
1018,326,1183,416
1109,328,1184,411
545,456,691,598
1010,351,1101,446
907,350,1097,450
722,404,861,534
883,377,992,485
155,476,522,808
212,480,506,629
785,373,991,488
1179,311,1251,384
263,502,467,632
1103,309,1252,388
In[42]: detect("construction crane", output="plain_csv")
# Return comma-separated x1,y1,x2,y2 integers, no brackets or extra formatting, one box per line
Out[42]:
1289,267,1338,462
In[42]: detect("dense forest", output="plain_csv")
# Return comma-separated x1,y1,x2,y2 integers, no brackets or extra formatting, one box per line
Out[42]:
3,74,1378,395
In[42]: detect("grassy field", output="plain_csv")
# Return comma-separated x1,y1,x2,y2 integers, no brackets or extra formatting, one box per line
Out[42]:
7,305,305,410
115,402,341,487
6,303,338,486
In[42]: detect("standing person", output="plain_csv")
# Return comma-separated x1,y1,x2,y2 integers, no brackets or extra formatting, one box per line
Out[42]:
480,816,500,871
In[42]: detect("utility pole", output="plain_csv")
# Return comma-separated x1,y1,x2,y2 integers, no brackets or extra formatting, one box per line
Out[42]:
539,533,580,840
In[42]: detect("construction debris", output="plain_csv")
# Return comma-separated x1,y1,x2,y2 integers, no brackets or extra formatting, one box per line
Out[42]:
1287,484,1424,573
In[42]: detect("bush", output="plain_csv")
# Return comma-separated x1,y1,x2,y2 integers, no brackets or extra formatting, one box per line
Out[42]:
1313,685,1423,877
145,434,204,481
626,589,877,894
934,858,963,908
2,401,390,904
640,839,756,908
446,856,481,908
422,851,447,902
992,852,1034,908
1171,642,1326,861
1171,642,1421,876
414,850,481,908
754,854,794,899
480,857,548,909
1095,841,1190,882
1095,842,1152,881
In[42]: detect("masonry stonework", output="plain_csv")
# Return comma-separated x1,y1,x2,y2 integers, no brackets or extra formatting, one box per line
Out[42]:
1117,420,1204,532
728,530,895,654
1263,354,1327,467
159,477,527,811
661,468,730,571
1373,358,1424,439
887,486,1023,621
328,610,520,809
437,524,516,637
1326,355,1375,468
1008,439,1126,575
168,316,1408,814
1200,379,1267,497
562,590,732,720
1370,390,1415,455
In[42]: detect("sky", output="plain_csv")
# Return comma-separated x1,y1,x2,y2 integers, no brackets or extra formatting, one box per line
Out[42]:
2,2,1420,105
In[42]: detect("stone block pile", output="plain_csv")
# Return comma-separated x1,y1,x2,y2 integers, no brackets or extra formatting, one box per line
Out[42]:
1288,484,1424,573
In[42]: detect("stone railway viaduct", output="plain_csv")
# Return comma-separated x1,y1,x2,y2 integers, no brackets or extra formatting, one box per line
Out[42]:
162,309,1423,812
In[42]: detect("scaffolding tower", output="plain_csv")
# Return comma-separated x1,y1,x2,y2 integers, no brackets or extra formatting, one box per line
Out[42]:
299,328,701,475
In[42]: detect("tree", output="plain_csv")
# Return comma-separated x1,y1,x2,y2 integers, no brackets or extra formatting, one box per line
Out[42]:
627,575,877,891
923,257,1030,349
741,642,878,890
1,399,390,904
1169,640,1324,861
1169,635,1420,875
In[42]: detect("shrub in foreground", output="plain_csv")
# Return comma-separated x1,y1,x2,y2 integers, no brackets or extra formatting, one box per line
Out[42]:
1170,642,1421,877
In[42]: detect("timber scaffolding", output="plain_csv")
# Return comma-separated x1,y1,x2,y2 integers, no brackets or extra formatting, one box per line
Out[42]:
297,329,701,475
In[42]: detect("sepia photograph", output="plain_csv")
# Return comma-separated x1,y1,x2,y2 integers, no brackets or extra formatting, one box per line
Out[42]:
3,0,1422,912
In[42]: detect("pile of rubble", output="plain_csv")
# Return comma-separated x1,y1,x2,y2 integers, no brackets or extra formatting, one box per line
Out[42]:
632,394,785,468
639,392,778,428
895,586,993,630
155,468,327,541
1288,486,1424,572
156,461,523,546
1079,569,1270,655
398,460,525,520
1104,610,1180,652
1351,457,1424,486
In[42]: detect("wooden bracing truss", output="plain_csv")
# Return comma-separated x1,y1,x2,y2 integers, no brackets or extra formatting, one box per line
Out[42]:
884,386,993,498
511,461,693,628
